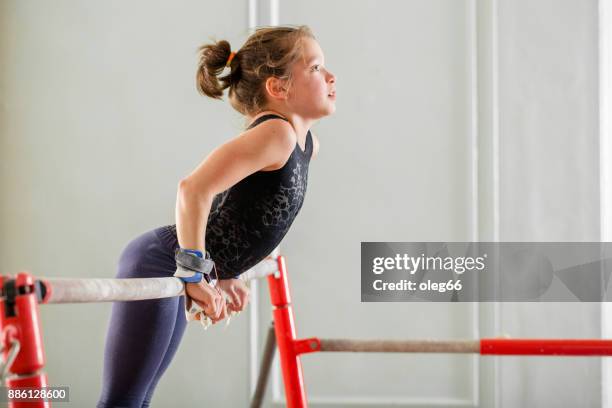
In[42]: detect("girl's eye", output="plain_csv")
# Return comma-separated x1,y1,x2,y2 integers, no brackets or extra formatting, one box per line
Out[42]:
312,65,320,72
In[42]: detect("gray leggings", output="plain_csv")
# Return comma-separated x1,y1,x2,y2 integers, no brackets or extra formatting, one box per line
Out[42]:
97,226,185,408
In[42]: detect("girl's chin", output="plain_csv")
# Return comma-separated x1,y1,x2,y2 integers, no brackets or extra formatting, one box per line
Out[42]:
325,105,336,115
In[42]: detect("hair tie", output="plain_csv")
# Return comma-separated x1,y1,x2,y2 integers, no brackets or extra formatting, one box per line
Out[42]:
225,51,236,67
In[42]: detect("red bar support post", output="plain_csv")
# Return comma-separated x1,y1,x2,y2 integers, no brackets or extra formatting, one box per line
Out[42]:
0,273,50,408
266,256,308,408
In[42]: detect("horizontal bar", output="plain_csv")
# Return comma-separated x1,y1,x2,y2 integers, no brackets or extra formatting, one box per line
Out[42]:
41,277,185,304
319,339,479,353
240,259,278,281
480,338,612,355
40,259,278,304
318,338,612,356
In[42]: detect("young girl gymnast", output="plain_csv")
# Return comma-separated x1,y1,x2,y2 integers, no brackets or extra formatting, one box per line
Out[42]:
97,25,336,407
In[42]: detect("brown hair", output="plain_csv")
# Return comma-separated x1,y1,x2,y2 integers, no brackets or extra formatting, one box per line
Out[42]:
196,25,315,117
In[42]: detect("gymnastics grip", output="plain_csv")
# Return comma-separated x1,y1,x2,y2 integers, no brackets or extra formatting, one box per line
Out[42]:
173,248,215,283
173,248,226,329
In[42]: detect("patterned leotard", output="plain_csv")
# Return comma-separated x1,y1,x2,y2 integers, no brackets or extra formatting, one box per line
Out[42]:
159,114,312,279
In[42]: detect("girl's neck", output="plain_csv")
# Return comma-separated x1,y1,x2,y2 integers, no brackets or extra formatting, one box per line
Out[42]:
247,109,315,143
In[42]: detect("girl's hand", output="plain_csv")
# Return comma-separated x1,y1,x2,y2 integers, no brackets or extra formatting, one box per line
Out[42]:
185,281,227,323
217,278,250,313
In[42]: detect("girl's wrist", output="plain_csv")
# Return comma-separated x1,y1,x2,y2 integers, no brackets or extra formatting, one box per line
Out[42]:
174,248,214,284
182,248,204,258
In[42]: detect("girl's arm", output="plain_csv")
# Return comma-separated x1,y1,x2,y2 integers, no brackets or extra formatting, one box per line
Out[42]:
175,119,296,252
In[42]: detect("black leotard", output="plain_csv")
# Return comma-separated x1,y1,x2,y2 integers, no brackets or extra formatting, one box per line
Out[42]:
158,114,313,279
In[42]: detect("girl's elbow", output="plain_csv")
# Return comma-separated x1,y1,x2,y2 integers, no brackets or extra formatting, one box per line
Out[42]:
177,178,192,193
177,178,214,202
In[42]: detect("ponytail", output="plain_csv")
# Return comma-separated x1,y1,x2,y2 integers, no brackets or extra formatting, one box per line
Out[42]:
195,39,235,99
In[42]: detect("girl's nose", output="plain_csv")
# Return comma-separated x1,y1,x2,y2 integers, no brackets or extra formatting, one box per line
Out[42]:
327,70,336,83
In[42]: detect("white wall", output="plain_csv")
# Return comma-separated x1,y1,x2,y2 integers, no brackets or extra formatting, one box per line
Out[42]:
496,0,602,406
0,0,604,407
0,1,255,406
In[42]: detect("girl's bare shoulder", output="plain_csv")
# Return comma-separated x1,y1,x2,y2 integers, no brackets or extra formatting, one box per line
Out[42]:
239,116,296,153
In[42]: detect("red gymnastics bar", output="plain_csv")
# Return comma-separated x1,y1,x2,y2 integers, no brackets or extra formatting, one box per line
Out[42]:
479,338,612,356
262,255,612,408
2,261,612,407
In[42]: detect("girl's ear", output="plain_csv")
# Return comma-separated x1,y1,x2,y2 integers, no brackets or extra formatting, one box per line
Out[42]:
265,77,289,100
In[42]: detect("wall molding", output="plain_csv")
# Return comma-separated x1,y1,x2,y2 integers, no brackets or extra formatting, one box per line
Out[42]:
476,0,501,406
600,0,612,406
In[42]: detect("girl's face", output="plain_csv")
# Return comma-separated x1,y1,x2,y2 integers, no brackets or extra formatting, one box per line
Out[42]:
285,37,336,119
